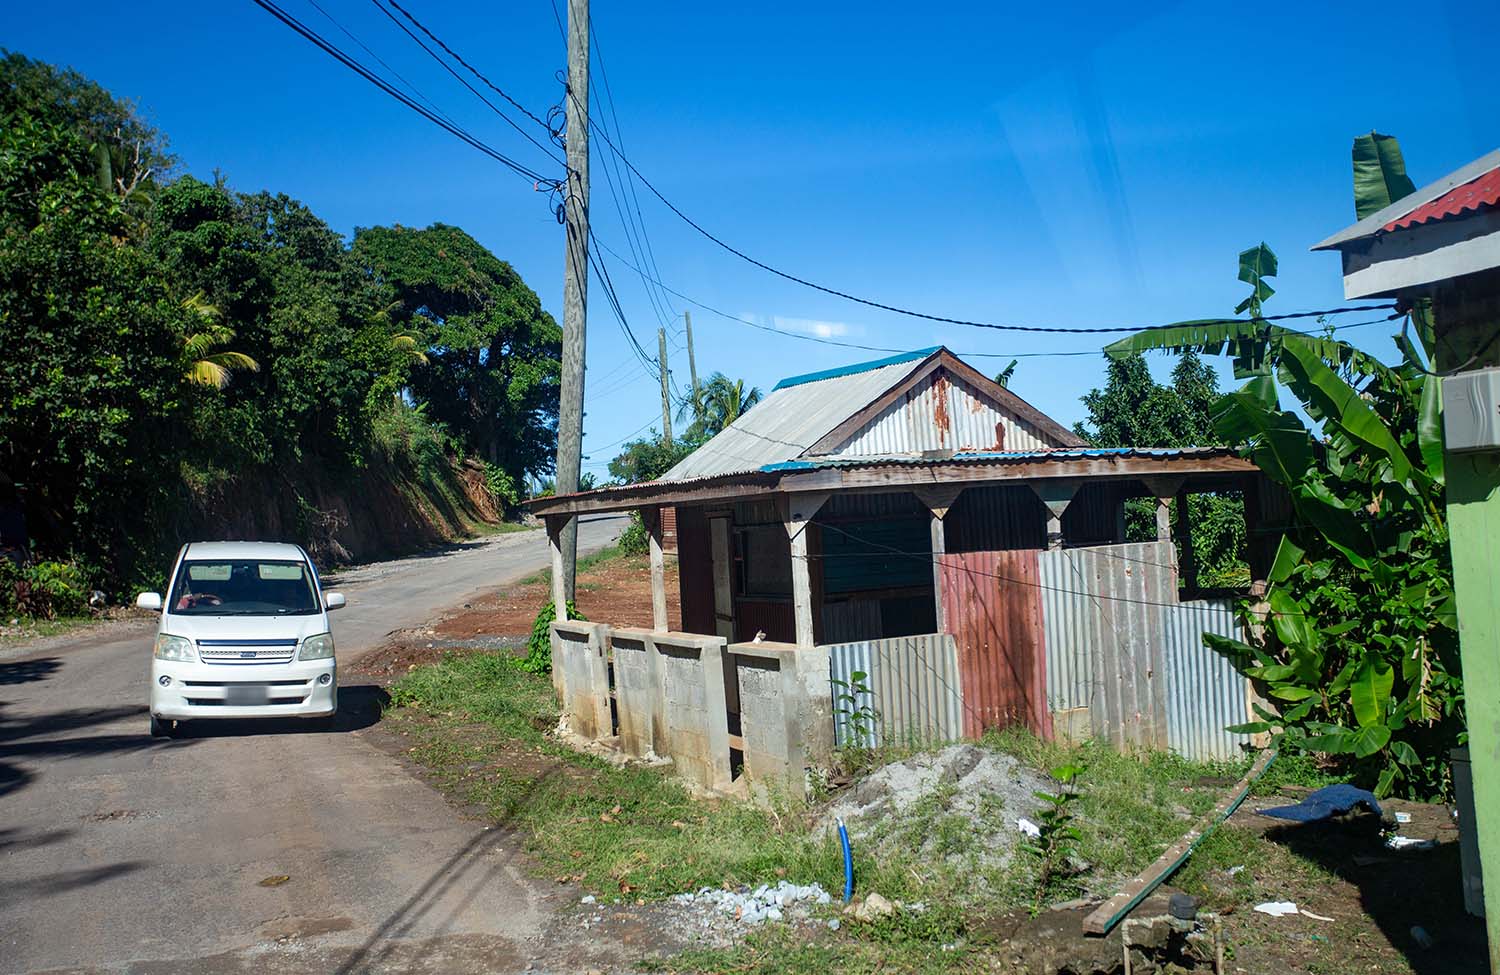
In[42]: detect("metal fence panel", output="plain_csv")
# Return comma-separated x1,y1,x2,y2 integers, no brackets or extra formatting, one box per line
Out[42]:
827,633,962,747
1164,598,1252,762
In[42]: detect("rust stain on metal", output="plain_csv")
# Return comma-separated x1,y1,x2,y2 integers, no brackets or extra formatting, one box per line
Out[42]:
931,373,951,449
993,421,1006,451
940,549,1050,739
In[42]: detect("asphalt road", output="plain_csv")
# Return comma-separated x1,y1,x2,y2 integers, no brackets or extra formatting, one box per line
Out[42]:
0,516,624,975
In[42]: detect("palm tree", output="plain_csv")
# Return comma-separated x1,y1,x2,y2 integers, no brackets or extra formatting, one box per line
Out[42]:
677,372,762,439
179,293,258,389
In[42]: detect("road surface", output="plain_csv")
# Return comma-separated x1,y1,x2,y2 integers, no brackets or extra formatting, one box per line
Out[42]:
0,516,624,974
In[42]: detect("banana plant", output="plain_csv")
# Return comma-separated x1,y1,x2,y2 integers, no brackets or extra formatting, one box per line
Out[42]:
1101,134,1462,797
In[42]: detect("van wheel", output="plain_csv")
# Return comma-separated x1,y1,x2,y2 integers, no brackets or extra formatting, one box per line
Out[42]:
150,714,173,738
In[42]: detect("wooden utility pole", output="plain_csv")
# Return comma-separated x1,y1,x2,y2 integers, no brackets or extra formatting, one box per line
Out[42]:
555,0,589,603
683,310,702,425
657,327,673,442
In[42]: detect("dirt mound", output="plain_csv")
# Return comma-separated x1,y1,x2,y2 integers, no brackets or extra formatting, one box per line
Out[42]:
820,744,1052,868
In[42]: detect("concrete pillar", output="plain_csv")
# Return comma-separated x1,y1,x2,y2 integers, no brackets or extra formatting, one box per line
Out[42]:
914,487,965,634
1141,476,1185,547
547,516,569,620
1155,498,1172,542
782,492,830,649
644,507,668,631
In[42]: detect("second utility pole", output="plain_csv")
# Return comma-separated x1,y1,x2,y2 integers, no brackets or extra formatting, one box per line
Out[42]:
555,0,589,603
684,310,702,425
658,328,673,442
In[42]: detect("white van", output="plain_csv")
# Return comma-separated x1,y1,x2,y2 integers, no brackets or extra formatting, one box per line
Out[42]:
136,541,345,737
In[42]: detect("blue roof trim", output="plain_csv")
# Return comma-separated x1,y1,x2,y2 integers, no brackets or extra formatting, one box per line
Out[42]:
771,347,942,391
757,447,1223,474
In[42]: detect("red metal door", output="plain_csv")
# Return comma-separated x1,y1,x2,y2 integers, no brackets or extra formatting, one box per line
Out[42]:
939,550,1051,739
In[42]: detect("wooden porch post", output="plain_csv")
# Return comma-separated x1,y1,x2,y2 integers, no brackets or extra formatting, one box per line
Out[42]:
1174,488,1198,591
914,487,966,633
547,516,569,620
1029,482,1078,551
643,507,668,631
783,492,830,648
1141,476,1185,547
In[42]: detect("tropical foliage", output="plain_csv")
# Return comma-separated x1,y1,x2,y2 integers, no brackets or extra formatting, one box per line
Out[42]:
0,52,558,592
1074,351,1249,586
1102,133,1459,798
677,372,762,440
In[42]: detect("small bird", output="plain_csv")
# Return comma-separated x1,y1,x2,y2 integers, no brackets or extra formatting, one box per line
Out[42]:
753,629,766,644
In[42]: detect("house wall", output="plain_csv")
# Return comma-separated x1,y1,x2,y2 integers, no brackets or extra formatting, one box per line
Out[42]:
939,549,1050,738
832,369,1058,455
827,633,963,747
947,485,1048,552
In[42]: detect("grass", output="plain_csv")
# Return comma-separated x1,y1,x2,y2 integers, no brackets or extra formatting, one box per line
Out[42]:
0,614,101,647
468,519,536,537
385,654,1345,974
517,540,631,588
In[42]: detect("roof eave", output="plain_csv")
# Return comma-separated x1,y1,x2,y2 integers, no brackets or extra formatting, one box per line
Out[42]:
1313,147,1500,252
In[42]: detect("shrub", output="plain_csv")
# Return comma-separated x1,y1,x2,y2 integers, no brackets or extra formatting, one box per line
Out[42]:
2,559,92,619
481,462,520,511
517,599,584,674
616,511,649,556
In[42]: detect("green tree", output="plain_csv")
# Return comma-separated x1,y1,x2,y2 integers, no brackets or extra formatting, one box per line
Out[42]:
0,112,190,582
351,224,561,481
1075,350,1247,585
678,372,762,439
608,434,700,485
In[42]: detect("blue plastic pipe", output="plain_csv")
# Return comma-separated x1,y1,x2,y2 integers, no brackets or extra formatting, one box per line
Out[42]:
837,818,854,903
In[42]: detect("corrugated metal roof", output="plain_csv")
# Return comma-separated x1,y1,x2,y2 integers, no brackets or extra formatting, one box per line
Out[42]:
1384,166,1500,232
762,446,1237,472
659,357,923,481
1313,147,1500,250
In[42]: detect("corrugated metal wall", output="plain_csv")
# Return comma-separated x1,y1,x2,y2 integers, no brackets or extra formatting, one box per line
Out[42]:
833,369,1057,455
1164,598,1252,761
947,485,1047,553
827,633,963,747
734,598,795,644
1037,542,1252,761
939,549,1051,738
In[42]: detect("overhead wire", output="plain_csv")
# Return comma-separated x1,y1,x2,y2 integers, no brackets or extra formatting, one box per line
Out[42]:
368,0,565,169
249,0,556,185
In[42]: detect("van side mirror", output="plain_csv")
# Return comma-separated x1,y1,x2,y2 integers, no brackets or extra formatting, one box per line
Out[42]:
136,592,162,612
324,591,346,611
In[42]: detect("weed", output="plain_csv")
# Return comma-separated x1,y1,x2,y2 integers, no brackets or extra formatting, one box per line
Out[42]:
1022,763,1086,912
830,669,877,747
516,599,583,674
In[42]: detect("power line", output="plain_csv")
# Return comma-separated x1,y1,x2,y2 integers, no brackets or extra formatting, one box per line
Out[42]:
369,0,565,168
590,234,1399,359
565,88,1398,334
250,0,555,185
381,0,556,133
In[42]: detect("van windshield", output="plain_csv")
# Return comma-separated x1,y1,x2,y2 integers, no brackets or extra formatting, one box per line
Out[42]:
168,559,319,616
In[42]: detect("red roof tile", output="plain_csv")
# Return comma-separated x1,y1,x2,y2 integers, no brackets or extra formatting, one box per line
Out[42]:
1384,166,1500,232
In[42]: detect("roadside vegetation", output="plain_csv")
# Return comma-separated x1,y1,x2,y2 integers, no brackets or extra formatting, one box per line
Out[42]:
0,51,553,607
383,642,1348,974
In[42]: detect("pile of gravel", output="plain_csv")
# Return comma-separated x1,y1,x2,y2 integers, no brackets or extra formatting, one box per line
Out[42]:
818,743,1053,868
672,880,833,926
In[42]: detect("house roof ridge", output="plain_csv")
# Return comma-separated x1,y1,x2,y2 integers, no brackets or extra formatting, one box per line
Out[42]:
771,346,943,390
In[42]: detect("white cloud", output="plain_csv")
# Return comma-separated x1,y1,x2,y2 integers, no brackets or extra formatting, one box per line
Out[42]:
770,316,861,339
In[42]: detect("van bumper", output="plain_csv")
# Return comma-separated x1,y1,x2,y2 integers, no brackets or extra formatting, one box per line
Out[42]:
149,657,337,720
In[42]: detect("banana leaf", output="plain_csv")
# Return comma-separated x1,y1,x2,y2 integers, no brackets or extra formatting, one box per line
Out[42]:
1352,132,1417,220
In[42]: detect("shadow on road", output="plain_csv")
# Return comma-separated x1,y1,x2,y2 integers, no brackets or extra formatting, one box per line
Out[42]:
0,657,62,685
334,765,558,975
169,684,390,739
0,701,169,799
0,860,147,908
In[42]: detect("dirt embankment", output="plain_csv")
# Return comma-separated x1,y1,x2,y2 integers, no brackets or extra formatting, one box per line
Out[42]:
181,456,500,566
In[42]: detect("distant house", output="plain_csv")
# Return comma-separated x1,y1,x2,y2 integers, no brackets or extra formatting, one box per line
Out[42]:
531,346,1277,795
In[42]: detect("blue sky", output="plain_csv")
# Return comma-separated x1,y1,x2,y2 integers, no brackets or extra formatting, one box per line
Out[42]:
8,1,1495,475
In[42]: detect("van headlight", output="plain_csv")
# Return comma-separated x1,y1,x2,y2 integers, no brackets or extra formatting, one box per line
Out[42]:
300,633,335,660
153,634,195,662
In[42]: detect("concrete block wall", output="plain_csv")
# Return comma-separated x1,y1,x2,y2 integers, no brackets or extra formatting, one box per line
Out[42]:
728,642,834,792
651,632,733,792
550,620,613,741
610,627,658,759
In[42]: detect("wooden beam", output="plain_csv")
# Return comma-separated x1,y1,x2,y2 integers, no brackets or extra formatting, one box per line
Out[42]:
1083,748,1276,936
546,516,569,620
1174,489,1197,591
1029,482,1078,550
782,492,829,649
912,485,966,520
644,507,668,631
1155,497,1172,543
929,507,948,632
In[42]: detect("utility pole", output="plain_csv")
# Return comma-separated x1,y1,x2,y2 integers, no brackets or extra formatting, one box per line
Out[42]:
658,327,673,442
684,310,702,427
555,0,589,603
